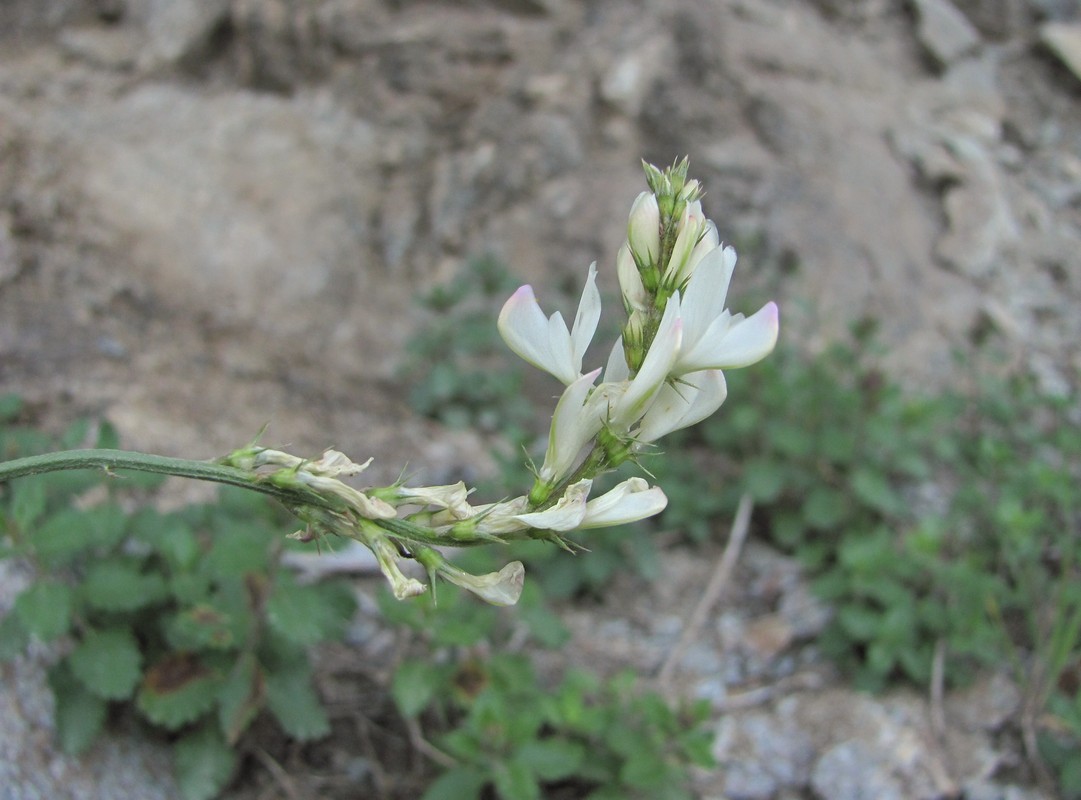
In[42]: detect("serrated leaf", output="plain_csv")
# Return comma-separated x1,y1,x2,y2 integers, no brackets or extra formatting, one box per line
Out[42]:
421,766,488,800
137,653,221,730
265,661,330,741
174,723,237,800
48,662,107,755
391,659,440,718
266,576,355,647
217,654,265,745
165,604,237,651
14,580,73,640
0,612,30,662
11,478,47,532
68,627,142,700
80,560,168,612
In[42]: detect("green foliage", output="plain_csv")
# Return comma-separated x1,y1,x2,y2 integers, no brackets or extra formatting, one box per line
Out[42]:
382,577,713,800
650,330,1081,793
0,412,356,800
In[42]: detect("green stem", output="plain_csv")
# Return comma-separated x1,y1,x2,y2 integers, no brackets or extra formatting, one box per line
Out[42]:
0,448,338,511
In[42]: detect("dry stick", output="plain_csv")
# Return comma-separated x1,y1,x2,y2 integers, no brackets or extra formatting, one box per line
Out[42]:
252,747,302,800
930,638,947,741
657,493,754,688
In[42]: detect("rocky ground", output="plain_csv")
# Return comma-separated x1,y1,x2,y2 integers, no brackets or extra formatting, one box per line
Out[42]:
1,0,1079,797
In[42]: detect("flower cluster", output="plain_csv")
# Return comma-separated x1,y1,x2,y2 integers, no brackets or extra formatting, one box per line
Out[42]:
222,160,777,606
498,159,779,507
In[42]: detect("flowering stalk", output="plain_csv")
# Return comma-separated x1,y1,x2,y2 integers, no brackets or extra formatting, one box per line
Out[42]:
0,159,777,606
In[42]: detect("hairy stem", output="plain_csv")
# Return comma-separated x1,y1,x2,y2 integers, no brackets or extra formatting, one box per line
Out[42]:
0,448,337,511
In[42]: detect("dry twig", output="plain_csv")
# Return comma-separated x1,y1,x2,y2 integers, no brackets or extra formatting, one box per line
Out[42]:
657,493,754,687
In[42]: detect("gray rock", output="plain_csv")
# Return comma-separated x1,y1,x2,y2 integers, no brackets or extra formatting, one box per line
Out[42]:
811,740,905,800
133,0,231,69
911,0,982,69
715,700,816,800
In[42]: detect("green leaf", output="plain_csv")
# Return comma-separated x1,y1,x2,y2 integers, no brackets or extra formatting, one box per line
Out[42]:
743,458,785,503
217,654,264,745
174,723,237,800
265,661,330,741
202,524,272,579
130,510,199,571
492,759,540,800
266,576,356,647
59,418,91,449
515,738,585,782
68,627,142,700
11,478,47,531
421,766,488,800
165,604,237,651
837,604,881,643
391,659,440,718
802,486,847,530
850,468,899,515
137,653,221,730
48,662,107,755
29,508,98,566
80,560,168,612
0,613,30,662
0,392,23,422
14,580,73,641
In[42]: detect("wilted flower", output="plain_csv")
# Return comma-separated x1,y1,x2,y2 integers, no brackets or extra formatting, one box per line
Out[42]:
437,560,525,606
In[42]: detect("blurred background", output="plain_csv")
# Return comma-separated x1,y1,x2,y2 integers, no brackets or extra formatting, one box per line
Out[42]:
0,0,1079,798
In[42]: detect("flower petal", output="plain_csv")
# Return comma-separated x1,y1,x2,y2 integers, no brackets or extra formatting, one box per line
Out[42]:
604,336,629,383
570,263,601,367
581,478,668,528
440,560,525,606
611,295,682,429
514,479,592,531
679,301,779,372
539,369,603,483
636,369,728,443
679,245,736,347
498,285,576,384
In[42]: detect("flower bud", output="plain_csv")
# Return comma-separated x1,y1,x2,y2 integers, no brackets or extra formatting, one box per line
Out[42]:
616,242,649,314
627,191,661,269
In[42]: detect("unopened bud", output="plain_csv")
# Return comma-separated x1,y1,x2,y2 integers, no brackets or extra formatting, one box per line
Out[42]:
627,191,661,269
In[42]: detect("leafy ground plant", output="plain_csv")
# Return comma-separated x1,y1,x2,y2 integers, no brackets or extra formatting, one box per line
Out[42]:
380,553,714,800
649,333,1081,795
0,396,356,800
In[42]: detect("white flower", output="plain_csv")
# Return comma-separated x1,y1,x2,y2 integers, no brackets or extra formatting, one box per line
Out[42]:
294,472,397,519
307,450,373,478
616,242,649,313
439,560,525,606
607,296,683,430
397,481,473,518
662,199,711,288
579,477,668,528
366,530,428,600
627,191,661,268
538,369,604,484
673,247,779,375
514,479,592,531
635,369,728,443
514,477,668,532
498,263,601,385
